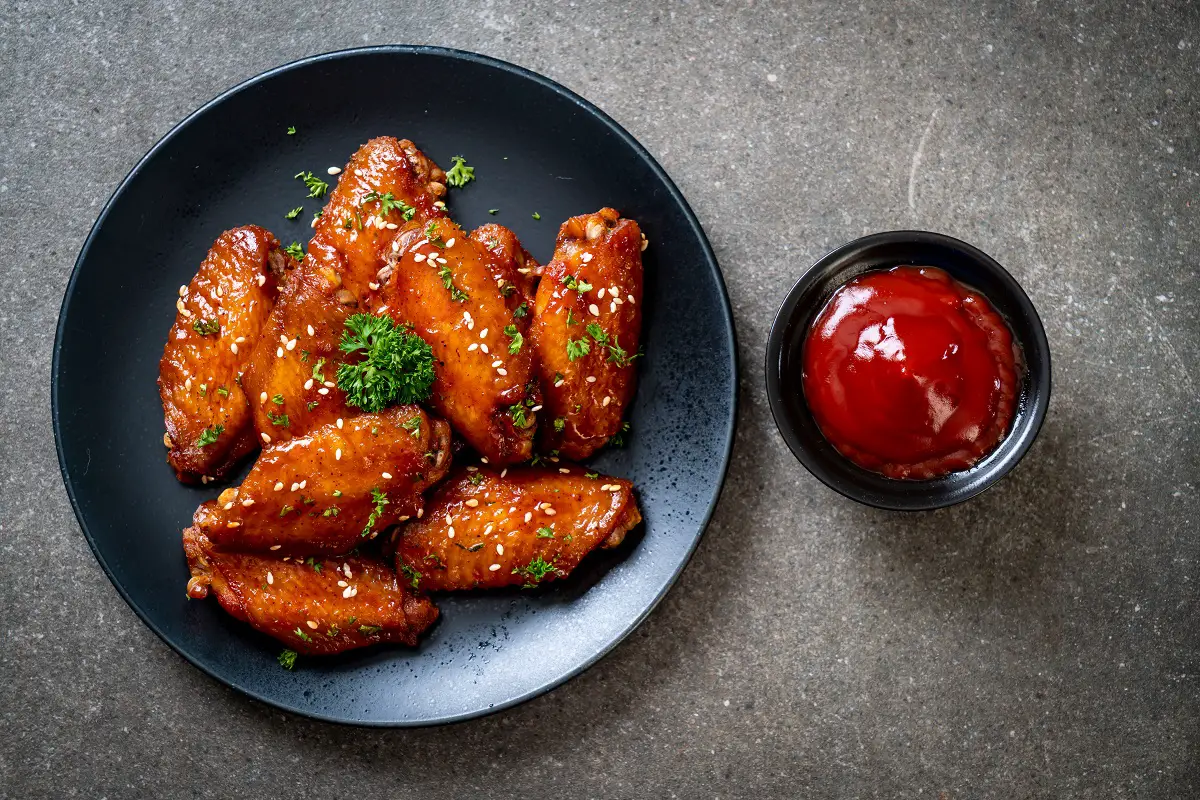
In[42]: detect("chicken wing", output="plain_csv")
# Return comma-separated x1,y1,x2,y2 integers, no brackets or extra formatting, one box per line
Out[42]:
379,218,540,465
159,225,290,483
184,527,438,655
394,465,641,591
530,208,644,460
469,223,541,312
244,137,447,442
193,406,451,556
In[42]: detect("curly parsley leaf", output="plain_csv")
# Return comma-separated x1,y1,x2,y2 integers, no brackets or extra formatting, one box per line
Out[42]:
566,336,591,361
283,241,305,261
293,170,329,198
278,649,298,669
504,324,523,354
445,155,475,188
196,425,224,447
509,403,531,429
336,314,435,412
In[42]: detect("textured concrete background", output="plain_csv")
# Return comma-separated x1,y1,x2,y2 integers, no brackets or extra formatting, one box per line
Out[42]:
1,0,1197,797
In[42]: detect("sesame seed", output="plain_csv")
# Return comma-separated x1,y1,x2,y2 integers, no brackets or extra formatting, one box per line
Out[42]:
335,448,342,460
304,378,314,390
614,297,624,305
480,457,489,464
445,513,452,525
484,523,494,535
290,482,300,491
163,432,173,448
385,222,398,230
414,252,425,263
398,515,410,522
524,512,532,523
559,468,570,474
468,343,478,351
602,396,611,407
257,274,266,286
581,252,593,263
224,502,234,510
267,572,274,585
343,564,351,578
276,347,284,358
436,257,448,265
586,376,597,383
446,237,456,248
307,325,314,336
545,508,557,516
392,240,402,253
273,481,284,491
369,282,380,291
588,304,600,316
598,288,606,299
530,405,542,412
280,334,289,344
242,499,254,506
549,456,559,463
317,387,329,395
298,480,306,489
465,498,479,507
337,580,347,587
215,287,223,298
491,360,503,368
496,544,504,555
336,418,343,428
464,311,473,324
270,544,281,551
479,328,488,339
234,336,246,343
417,508,424,518
496,368,507,376
489,563,501,572
327,166,342,175
262,433,272,443
600,484,612,491
609,485,621,492
230,342,238,354
179,285,188,297
466,466,478,472
554,379,565,388
448,526,455,538
226,521,240,528
382,472,392,479
324,381,335,388
342,586,354,598
184,378,192,391
540,503,552,510
481,344,489,354
628,294,636,303
260,392,268,404
286,338,297,351
434,200,446,209
500,468,508,478
517,267,532,275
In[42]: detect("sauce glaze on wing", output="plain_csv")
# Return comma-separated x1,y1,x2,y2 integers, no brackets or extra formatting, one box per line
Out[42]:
395,465,641,591
530,208,644,460
244,137,446,441
469,223,541,312
184,527,438,655
159,225,290,483
380,218,540,464
194,406,451,556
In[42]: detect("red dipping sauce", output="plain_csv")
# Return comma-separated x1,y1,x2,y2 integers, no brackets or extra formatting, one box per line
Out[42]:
802,266,1021,479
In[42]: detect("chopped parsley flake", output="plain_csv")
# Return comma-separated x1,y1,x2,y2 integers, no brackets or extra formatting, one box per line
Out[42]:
283,242,305,261
445,156,475,188
271,394,284,405
512,555,561,584
536,527,555,539
362,191,415,220
359,624,383,635
293,628,312,643
609,421,631,448
322,506,340,517
402,416,422,437
192,318,220,336
532,212,541,220
266,410,289,428
504,324,523,354
398,563,421,589
562,274,592,293
216,386,230,398
488,208,499,215
514,302,528,319
286,126,296,136
311,357,326,383
362,487,389,538
438,264,470,302
553,417,566,433
285,206,303,220
195,425,224,447
509,403,531,428
468,472,485,486
294,171,329,198
278,649,298,669
566,336,591,361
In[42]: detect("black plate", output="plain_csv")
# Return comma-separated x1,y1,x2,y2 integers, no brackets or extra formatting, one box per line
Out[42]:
53,46,737,726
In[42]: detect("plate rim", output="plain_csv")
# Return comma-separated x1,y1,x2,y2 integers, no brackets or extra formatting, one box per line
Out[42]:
51,44,740,726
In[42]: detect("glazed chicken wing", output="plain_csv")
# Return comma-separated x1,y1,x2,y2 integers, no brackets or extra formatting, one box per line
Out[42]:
530,208,644,460
379,218,540,465
469,223,541,312
244,137,447,442
159,225,290,483
193,406,451,556
184,527,438,655
395,465,641,591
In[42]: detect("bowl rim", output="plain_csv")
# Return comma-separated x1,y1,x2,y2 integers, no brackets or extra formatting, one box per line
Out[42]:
51,44,740,726
764,229,1051,511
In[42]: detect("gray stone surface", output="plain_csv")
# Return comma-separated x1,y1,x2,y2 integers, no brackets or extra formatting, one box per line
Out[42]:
1,0,1197,796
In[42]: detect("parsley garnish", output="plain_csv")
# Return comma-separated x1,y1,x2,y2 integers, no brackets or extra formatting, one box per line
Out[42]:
488,208,499,215
467,472,484,486
513,302,528,319
445,155,475,188
566,336,591,361
196,425,224,447
437,264,469,302
294,171,329,198
326,625,340,637
312,357,326,383
192,318,220,336
398,563,421,589
285,206,303,220
532,212,541,220
359,624,383,635
362,191,415,220
609,421,631,448
271,394,284,405
336,314,435,412
332,490,342,497
362,487,388,538
566,309,579,326
278,505,294,518
605,336,641,367
553,417,566,433
198,384,207,397
322,506,340,517
283,242,305,260
300,350,310,362
536,527,555,539
512,555,561,584
586,323,608,345
509,403,531,428
424,221,445,248
504,324,523,354
562,275,592,292
293,628,312,643
266,410,289,427
305,557,322,573
216,386,230,398
402,416,421,437
286,126,296,136
585,471,599,479
278,649,298,669
467,542,484,552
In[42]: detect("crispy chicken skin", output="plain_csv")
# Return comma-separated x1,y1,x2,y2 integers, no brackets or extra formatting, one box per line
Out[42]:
159,225,290,483
530,208,644,460
395,465,641,591
380,218,540,465
244,137,446,441
194,407,451,556
469,223,541,312
184,527,438,655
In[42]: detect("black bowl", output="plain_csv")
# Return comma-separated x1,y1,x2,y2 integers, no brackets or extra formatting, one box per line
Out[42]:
765,231,1050,511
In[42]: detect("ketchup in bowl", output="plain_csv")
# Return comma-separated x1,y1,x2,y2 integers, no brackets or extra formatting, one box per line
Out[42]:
801,266,1021,480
